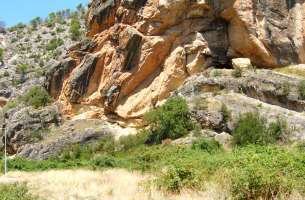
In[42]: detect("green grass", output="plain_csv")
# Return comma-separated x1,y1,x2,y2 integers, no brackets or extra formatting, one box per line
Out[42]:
0,184,39,200
1,141,305,199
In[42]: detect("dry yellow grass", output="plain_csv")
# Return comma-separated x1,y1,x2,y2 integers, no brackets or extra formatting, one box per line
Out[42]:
6,169,228,200
274,64,305,79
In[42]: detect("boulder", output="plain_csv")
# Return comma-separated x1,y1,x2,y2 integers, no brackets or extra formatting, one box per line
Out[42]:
232,58,252,70
1,105,61,153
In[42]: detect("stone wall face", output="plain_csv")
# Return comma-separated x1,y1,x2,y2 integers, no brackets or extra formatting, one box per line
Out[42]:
56,0,305,119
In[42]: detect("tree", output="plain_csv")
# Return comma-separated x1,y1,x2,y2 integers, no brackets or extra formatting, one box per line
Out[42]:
0,21,6,33
70,17,81,41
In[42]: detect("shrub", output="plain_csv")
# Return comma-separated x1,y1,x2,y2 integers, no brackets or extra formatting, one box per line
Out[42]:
232,113,288,146
46,38,64,51
70,17,81,41
0,184,38,200
21,86,51,108
233,112,266,146
298,80,305,100
118,130,149,151
3,99,18,112
281,81,291,96
92,155,120,168
16,63,28,74
144,97,195,144
230,145,299,200
0,48,3,61
232,67,242,78
212,70,221,77
192,138,222,154
156,164,199,193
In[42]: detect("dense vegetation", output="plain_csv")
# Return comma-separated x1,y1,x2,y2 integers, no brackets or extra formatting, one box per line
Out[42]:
0,97,304,199
3,86,51,111
0,184,38,200
144,97,196,144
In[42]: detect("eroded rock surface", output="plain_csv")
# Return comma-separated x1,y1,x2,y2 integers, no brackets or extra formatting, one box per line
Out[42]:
55,0,305,120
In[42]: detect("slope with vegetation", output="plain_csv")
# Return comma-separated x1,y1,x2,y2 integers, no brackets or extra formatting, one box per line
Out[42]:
0,1,305,200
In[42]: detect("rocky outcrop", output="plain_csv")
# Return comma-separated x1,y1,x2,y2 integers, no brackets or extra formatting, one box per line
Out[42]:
55,0,305,119
17,119,137,160
1,105,61,154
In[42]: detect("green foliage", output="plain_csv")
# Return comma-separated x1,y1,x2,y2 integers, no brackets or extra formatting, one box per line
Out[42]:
192,138,222,154
144,97,195,144
117,130,149,151
0,48,3,61
16,63,28,74
3,144,305,199
156,164,199,193
220,104,231,123
281,81,291,96
212,70,222,77
3,99,18,112
70,17,81,41
0,184,39,200
46,38,64,51
298,80,305,100
232,113,289,146
232,67,242,78
21,86,52,108
30,17,41,30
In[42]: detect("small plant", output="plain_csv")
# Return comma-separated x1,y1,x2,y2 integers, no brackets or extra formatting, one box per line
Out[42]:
16,63,28,74
281,81,291,96
3,99,19,112
0,48,3,61
156,165,199,193
0,184,38,200
70,17,81,41
117,130,149,151
46,38,64,51
232,67,242,78
21,86,52,108
220,104,231,123
144,97,195,144
212,70,221,77
298,80,305,100
192,138,222,154
232,112,288,146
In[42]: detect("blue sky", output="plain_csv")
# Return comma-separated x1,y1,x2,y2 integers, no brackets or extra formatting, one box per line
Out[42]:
0,0,89,27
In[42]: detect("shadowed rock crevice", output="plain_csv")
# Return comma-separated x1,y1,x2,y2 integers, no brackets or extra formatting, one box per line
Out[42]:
66,54,99,103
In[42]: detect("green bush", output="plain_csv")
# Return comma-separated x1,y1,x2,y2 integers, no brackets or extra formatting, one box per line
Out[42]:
156,164,199,193
192,138,222,154
117,130,149,151
144,97,195,144
3,99,18,112
281,81,291,96
70,17,81,41
21,86,52,108
0,184,39,200
16,63,28,74
0,48,3,61
232,67,242,78
46,38,64,51
230,145,301,200
232,113,288,146
298,80,305,100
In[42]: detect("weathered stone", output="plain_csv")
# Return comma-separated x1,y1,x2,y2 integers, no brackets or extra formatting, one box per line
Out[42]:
1,105,61,154
64,54,99,103
232,58,252,70
46,58,77,99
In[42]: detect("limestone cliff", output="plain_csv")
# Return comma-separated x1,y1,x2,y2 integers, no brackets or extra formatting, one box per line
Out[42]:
53,0,305,119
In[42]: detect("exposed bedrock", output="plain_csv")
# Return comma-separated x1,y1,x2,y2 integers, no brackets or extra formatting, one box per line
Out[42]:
53,0,305,119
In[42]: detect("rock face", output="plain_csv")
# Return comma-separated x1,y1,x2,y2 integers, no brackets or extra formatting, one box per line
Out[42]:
56,0,305,119
1,106,61,154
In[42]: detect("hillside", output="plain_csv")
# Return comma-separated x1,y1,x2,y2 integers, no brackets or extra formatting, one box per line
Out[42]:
0,1,305,200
